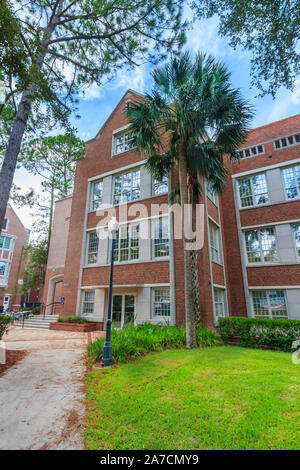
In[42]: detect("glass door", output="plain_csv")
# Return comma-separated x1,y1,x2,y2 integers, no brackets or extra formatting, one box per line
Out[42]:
124,295,135,326
112,294,135,328
112,295,122,329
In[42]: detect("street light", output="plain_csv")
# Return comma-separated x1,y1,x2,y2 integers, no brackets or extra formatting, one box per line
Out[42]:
102,216,119,367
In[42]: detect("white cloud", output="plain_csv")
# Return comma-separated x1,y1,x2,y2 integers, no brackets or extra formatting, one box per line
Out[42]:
291,80,300,104
79,83,104,100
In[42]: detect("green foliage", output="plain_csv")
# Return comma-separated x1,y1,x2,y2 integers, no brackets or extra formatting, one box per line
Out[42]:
87,322,218,364
0,315,13,340
192,0,300,97
31,306,41,315
218,317,300,352
128,51,253,198
20,240,48,292
58,315,89,324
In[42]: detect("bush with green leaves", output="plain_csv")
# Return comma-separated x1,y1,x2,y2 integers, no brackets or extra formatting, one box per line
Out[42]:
88,322,218,364
0,315,13,340
58,316,89,324
218,317,300,352
32,306,41,315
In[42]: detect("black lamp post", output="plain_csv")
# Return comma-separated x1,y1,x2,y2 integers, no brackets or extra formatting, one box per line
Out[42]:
102,216,119,367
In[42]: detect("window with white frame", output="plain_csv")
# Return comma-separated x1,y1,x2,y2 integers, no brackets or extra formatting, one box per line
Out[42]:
87,232,99,264
82,291,95,315
209,221,222,264
292,224,300,259
238,144,264,159
245,227,278,263
282,164,300,200
153,174,168,195
252,290,288,319
238,173,269,208
152,218,169,258
0,236,11,250
91,181,103,210
0,261,8,277
274,133,300,150
152,287,171,317
214,288,226,317
113,130,136,155
114,224,139,262
113,169,140,205
2,218,8,230
206,181,218,205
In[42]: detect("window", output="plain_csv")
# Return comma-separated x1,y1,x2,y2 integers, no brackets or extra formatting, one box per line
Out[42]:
91,181,103,210
252,290,288,319
114,224,139,262
245,227,278,263
153,175,168,195
82,291,95,315
209,221,222,264
113,130,136,155
152,218,169,258
113,169,140,205
282,165,300,200
2,218,8,230
238,144,264,159
274,133,300,150
206,182,218,205
292,224,300,259
152,288,171,317
0,261,7,277
0,236,11,250
87,232,99,264
214,288,226,318
238,174,269,208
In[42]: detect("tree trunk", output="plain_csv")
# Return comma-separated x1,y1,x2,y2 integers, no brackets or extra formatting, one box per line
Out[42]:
47,182,55,261
0,85,34,231
178,145,197,349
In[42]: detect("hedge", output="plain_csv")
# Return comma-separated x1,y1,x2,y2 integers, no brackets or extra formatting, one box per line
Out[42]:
218,317,300,352
58,315,89,324
0,315,13,340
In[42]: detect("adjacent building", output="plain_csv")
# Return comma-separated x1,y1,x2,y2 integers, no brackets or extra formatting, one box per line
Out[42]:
44,89,300,328
0,204,30,312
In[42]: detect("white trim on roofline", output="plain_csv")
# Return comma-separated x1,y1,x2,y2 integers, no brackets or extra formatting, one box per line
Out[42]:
80,283,170,289
241,219,300,230
232,157,300,179
88,159,147,182
248,285,300,290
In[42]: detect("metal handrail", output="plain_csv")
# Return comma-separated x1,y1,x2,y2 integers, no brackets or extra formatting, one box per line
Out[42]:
41,301,60,319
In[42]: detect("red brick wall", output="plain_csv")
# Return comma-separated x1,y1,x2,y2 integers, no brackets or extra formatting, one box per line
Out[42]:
0,205,29,310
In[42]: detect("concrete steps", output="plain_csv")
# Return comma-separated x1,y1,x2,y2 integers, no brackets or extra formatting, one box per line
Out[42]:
14,314,59,330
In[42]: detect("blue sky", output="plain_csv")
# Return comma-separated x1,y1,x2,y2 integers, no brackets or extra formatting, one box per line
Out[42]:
13,11,300,234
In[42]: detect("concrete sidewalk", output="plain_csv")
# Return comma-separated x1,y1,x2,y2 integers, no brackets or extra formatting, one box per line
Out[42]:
0,327,105,450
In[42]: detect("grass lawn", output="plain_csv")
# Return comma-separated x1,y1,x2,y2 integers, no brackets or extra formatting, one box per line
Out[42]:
85,346,300,450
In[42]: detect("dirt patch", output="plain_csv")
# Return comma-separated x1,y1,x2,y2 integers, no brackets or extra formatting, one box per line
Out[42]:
0,350,27,377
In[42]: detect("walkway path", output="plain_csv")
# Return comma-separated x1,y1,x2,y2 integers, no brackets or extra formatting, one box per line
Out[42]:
0,327,104,450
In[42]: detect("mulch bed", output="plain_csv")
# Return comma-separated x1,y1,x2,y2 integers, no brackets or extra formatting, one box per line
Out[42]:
0,349,27,377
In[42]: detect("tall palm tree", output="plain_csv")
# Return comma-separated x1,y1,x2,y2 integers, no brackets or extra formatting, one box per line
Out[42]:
128,52,253,348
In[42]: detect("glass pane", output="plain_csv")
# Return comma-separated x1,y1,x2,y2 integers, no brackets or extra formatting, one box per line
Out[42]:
124,295,135,325
252,291,269,318
112,295,122,329
268,291,288,318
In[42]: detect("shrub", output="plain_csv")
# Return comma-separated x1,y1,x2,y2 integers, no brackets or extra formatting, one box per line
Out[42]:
218,317,300,352
58,315,89,324
0,315,13,340
32,306,41,315
87,322,218,364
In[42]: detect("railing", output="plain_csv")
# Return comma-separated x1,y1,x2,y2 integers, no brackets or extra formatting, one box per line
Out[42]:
41,302,61,319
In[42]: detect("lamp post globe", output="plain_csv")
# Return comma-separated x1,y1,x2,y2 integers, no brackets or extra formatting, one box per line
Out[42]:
102,216,119,367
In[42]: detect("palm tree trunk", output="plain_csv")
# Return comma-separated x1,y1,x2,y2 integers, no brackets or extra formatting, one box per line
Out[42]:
178,145,197,349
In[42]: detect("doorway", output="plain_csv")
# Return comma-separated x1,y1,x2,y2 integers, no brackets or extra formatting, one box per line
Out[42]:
3,295,10,312
112,295,135,329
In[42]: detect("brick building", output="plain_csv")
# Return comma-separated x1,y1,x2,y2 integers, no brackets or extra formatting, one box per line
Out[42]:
44,90,300,328
0,204,30,312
